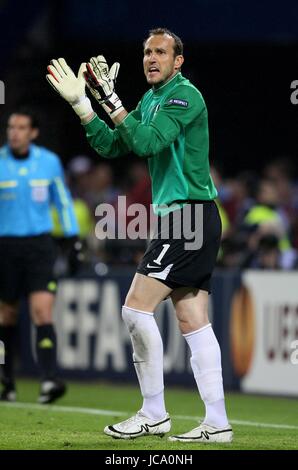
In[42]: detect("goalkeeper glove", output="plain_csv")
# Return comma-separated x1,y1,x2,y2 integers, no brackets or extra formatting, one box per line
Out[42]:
46,58,94,120
84,55,124,118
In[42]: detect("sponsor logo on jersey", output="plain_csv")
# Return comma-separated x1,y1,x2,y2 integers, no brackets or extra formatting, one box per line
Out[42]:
167,99,188,107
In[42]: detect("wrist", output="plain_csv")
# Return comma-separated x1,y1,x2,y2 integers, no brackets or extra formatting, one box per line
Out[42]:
101,92,124,118
111,109,128,125
72,96,94,119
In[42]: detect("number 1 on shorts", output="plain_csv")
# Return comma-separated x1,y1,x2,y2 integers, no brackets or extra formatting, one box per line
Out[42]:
153,244,170,265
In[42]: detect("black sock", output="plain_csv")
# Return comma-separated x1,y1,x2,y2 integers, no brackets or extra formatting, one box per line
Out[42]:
36,324,57,381
0,325,17,387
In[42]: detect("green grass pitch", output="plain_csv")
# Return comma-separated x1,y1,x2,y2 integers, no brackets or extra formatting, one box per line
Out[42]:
0,379,297,450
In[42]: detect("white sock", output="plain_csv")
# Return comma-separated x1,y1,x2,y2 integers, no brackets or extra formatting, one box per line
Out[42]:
122,305,166,420
142,391,166,421
184,324,229,428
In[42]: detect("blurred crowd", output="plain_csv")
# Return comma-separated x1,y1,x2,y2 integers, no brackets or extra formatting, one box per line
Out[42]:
52,156,152,274
54,155,298,274
212,158,298,270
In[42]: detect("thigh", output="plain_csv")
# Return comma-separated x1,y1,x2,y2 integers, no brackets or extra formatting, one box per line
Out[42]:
23,235,57,296
137,201,222,293
125,273,173,312
173,201,222,292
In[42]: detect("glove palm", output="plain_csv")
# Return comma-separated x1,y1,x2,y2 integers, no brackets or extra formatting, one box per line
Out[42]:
46,58,93,120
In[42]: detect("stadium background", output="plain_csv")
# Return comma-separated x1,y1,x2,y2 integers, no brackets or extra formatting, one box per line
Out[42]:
1,0,298,175
0,0,298,450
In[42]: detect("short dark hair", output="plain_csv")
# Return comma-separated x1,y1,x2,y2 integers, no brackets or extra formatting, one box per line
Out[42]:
10,107,39,129
144,28,183,57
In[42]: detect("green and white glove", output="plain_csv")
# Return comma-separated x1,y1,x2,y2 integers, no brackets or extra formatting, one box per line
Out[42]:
46,58,94,120
84,55,124,118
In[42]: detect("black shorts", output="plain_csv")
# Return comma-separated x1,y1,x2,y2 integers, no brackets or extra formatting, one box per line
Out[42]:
0,234,57,303
137,201,221,293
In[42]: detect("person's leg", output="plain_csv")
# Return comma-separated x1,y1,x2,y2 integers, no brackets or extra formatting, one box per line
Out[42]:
124,274,172,420
0,302,19,401
169,287,232,443
30,291,57,380
0,238,22,400
25,235,64,403
104,273,173,439
29,291,65,403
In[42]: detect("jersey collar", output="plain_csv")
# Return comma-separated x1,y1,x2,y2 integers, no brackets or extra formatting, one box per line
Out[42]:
5,143,36,161
152,72,182,95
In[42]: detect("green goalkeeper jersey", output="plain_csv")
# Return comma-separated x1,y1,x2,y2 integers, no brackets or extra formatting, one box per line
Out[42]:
83,72,217,213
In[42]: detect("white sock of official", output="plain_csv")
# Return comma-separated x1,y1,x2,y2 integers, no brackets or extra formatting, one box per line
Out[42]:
122,305,166,421
183,323,229,428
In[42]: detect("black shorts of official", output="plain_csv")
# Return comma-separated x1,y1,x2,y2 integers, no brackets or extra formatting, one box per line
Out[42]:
137,201,221,293
0,234,57,303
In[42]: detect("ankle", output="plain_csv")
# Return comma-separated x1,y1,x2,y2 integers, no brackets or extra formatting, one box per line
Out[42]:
141,391,166,420
204,399,229,428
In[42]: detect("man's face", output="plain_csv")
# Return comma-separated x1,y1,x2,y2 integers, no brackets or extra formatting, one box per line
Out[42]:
143,34,184,86
7,114,38,154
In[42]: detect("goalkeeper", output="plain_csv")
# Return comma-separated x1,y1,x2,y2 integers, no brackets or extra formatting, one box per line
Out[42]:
46,27,233,443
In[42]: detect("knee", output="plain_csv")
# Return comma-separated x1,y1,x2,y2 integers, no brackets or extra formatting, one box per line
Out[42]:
124,291,159,313
31,307,53,326
121,304,130,321
176,308,209,335
124,291,146,311
0,303,18,325
121,305,153,335
121,305,141,331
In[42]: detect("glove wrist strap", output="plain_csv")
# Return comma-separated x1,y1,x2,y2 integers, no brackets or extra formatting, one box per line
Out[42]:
72,96,94,119
101,92,124,118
